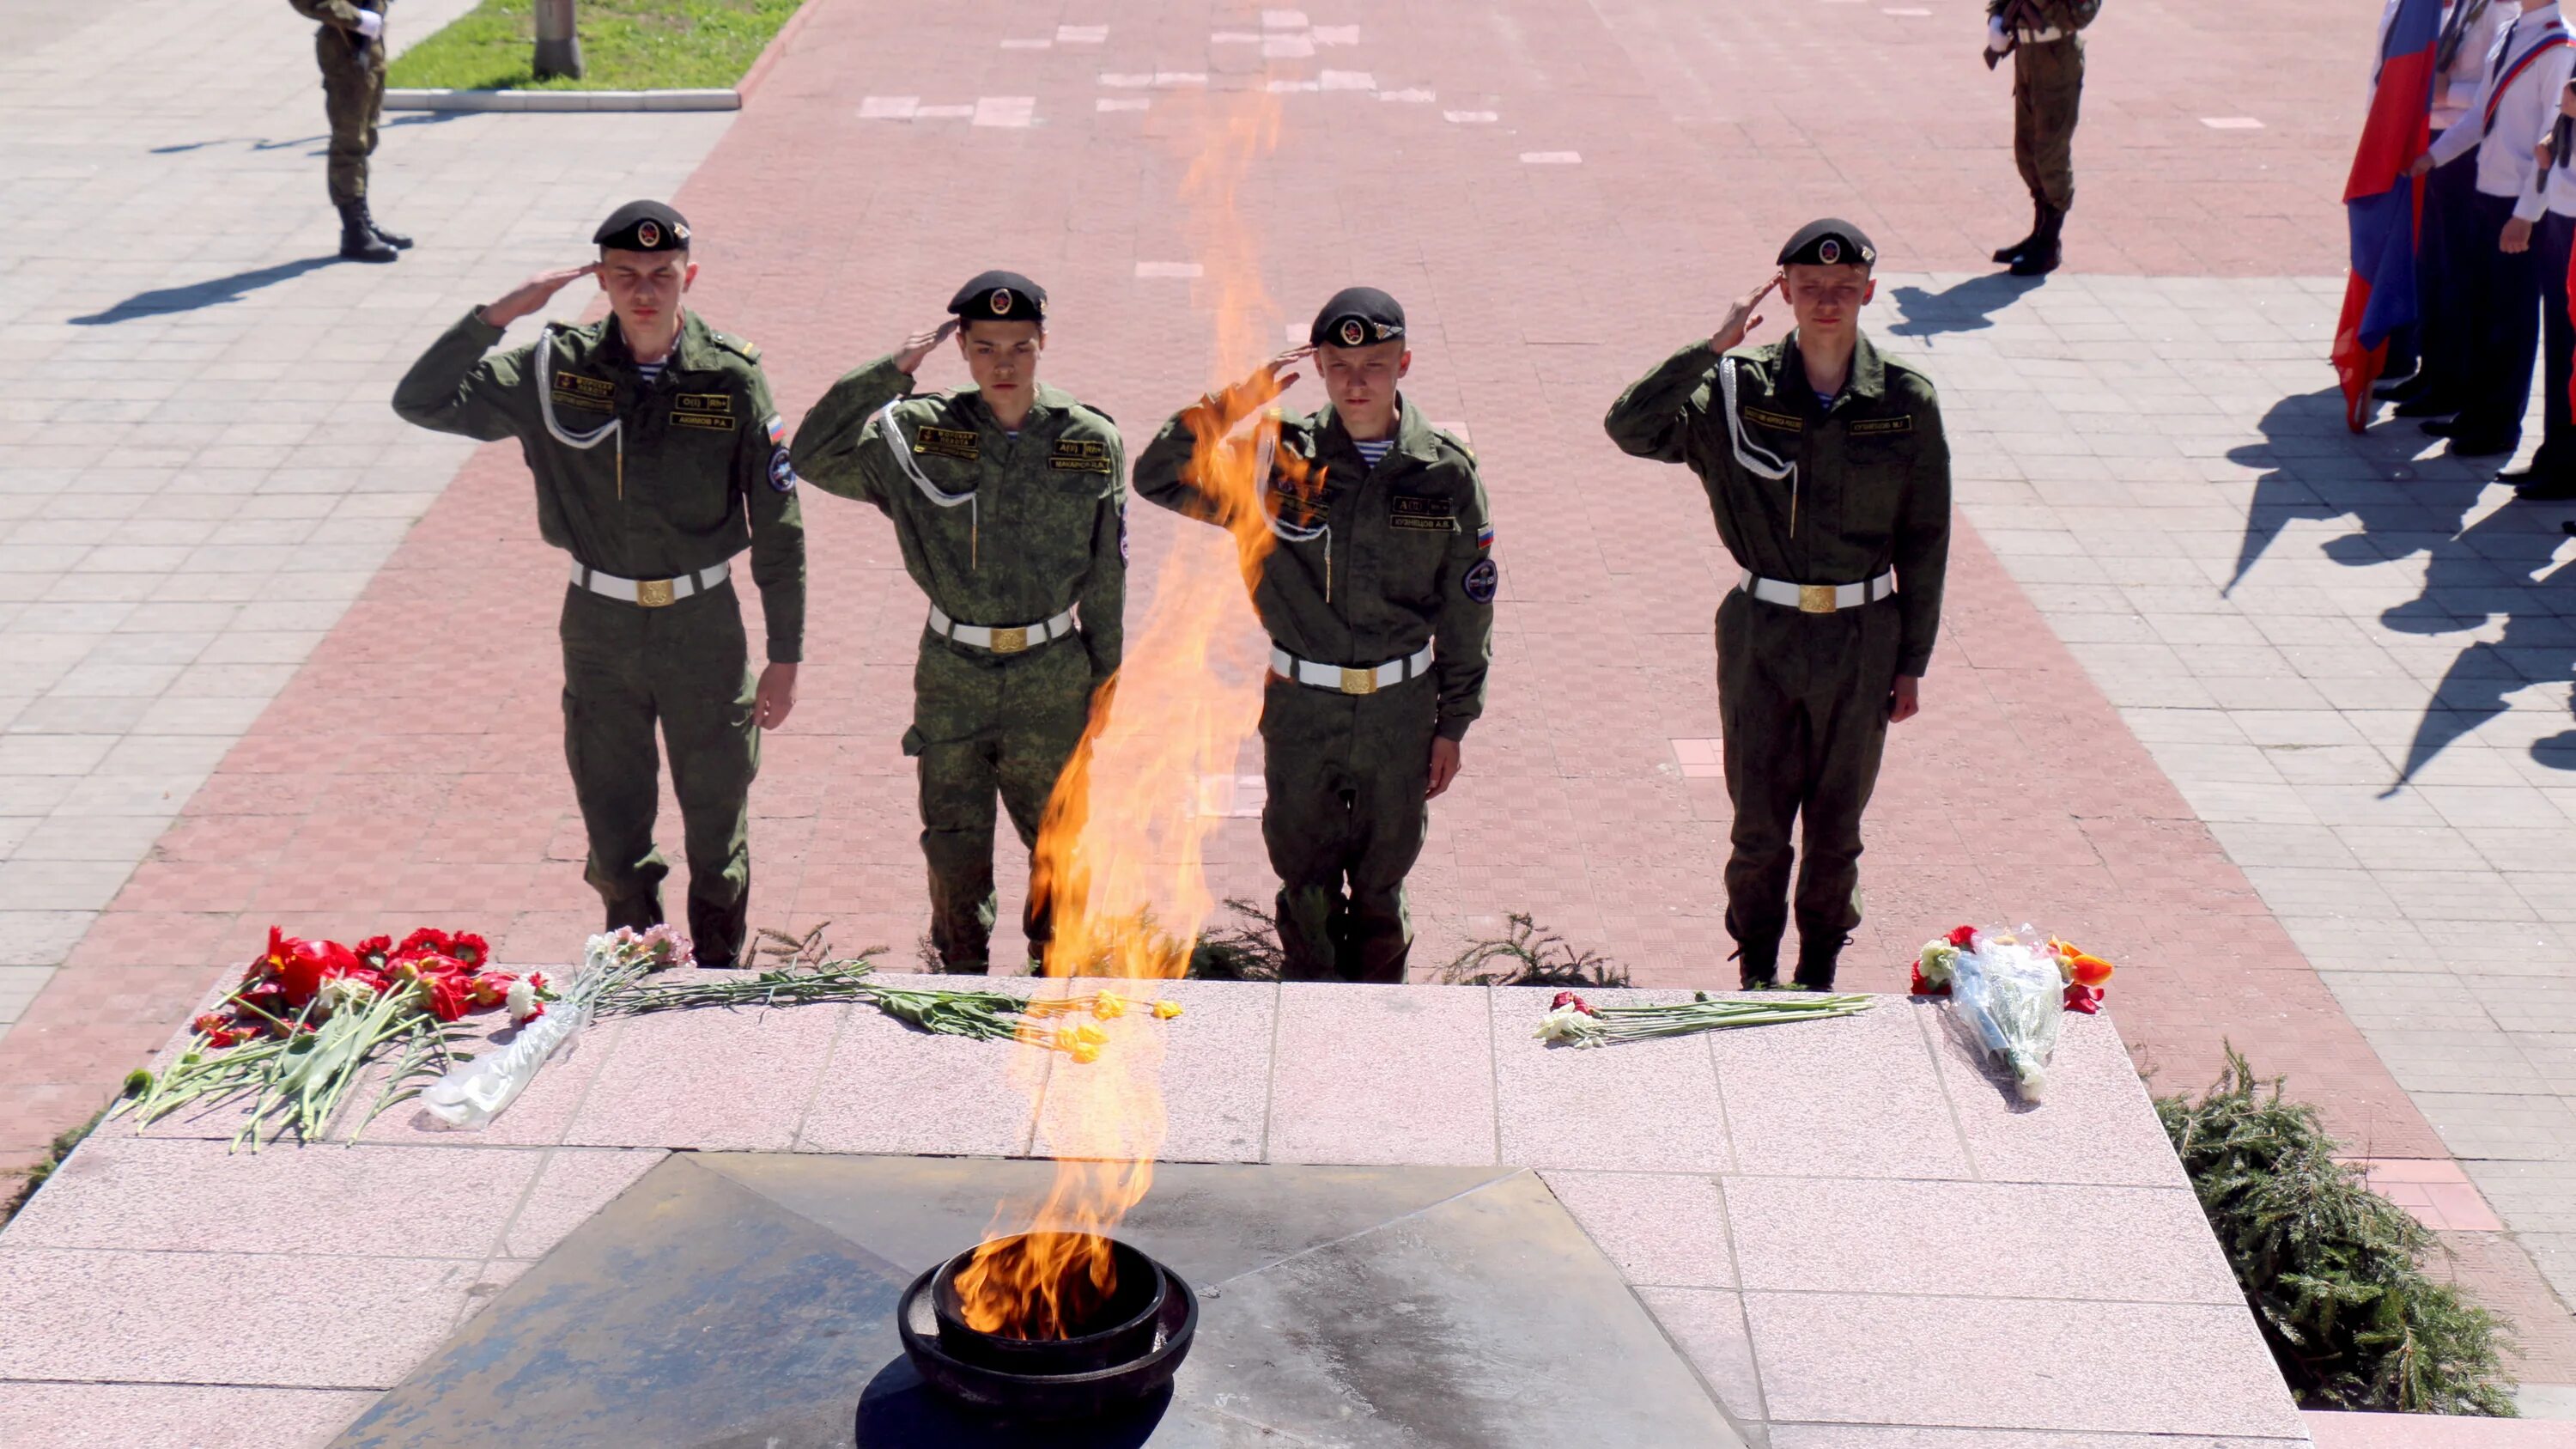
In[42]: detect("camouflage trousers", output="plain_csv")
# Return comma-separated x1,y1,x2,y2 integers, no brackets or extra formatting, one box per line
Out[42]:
317,27,386,207
904,633,1096,972
1714,588,1901,959
2012,37,2084,213
1259,674,1438,983
559,582,760,968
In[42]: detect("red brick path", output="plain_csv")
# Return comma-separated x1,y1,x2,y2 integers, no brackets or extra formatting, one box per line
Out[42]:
15,0,2552,1352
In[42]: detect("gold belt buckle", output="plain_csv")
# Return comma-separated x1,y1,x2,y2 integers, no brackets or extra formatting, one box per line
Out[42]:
1340,667,1378,696
1797,583,1837,614
636,577,676,608
987,625,1030,654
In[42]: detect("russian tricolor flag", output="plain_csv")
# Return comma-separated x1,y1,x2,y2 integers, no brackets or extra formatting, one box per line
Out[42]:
2333,0,2445,432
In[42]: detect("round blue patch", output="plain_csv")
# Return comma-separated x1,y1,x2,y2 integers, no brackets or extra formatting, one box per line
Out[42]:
768,447,798,492
1461,557,1498,604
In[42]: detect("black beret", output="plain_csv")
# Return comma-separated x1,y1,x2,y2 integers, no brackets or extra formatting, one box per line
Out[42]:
1777,218,1876,269
1309,286,1406,349
950,271,1047,324
593,199,691,253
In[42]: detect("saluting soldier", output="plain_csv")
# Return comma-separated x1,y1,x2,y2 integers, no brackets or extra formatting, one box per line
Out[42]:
393,201,805,970
1984,0,2103,277
1605,222,1951,992
289,0,408,263
790,272,1127,975
1134,289,1496,983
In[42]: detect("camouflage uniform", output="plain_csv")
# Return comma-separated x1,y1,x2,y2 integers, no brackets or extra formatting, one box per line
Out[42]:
791,357,1127,972
1606,330,1950,987
1135,395,1494,983
393,308,805,968
289,0,387,209
1994,0,2102,243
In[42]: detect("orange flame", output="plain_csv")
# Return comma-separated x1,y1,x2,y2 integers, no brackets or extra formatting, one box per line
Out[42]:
951,87,1290,1341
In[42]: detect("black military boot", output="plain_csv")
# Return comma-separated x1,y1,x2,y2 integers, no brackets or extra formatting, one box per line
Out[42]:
2008,205,2064,277
358,198,413,251
604,891,663,936
1735,939,1782,992
337,201,398,263
1792,934,1846,992
1991,199,2043,266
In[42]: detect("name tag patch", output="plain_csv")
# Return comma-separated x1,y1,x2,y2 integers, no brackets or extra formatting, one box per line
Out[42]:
1389,495,1459,532
1850,415,1914,436
1049,437,1114,473
914,426,981,462
670,393,737,431
551,369,615,412
1741,405,1803,433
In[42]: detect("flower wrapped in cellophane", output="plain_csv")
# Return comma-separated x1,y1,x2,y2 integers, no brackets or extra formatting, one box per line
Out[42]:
1913,923,2117,1105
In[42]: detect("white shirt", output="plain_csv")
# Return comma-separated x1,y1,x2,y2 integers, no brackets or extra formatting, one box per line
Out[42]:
2438,2,2516,130
2430,3,2572,214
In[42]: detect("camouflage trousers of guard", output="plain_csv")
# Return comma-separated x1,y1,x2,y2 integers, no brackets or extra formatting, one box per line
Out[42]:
905,634,1095,973
1259,675,1438,983
1715,588,1901,966
317,27,386,207
559,582,760,968
2013,37,2083,214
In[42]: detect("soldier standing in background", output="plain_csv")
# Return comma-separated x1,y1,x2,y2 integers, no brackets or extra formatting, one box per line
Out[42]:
1984,0,2104,277
1605,222,1951,993
1135,288,1496,984
289,0,408,263
393,201,805,970
791,273,1127,975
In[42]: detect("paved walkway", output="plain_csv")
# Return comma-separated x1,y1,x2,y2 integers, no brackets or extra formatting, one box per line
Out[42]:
3,0,2574,1410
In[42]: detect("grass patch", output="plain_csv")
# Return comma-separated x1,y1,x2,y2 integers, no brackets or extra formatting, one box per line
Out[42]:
385,0,802,91
2157,1049,2518,1416
0,1106,107,1228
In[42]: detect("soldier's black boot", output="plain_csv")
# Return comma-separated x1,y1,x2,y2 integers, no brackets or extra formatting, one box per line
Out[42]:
358,199,413,250
337,201,398,263
2009,205,2065,277
1734,940,1781,992
1992,199,2044,266
1792,935,1846,992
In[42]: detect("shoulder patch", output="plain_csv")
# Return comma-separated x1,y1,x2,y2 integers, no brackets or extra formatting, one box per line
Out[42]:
1849,415,1913,436
1461,557,1499,604
1432,429,1477,465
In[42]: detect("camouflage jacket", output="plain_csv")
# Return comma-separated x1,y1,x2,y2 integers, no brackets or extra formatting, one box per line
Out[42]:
1133,392,1496,741
391,307,807,663
1603,331,1951,677
788,356,1127,685
288,0,382,30
1988,0,2102,34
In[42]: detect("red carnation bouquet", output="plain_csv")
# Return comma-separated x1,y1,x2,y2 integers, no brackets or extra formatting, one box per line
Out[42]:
123,924,552,1149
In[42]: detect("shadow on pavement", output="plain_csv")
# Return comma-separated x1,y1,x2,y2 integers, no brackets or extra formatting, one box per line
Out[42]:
1885,271,2046,338
2221,385,2484,597
69,255,343,324
2381,509,2576,794
149,112,462,155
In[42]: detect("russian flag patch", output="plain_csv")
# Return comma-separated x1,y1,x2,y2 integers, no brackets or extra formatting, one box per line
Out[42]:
1475,521,1495,549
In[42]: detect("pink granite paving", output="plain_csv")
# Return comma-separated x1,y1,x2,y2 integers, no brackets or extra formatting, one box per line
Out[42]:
3,0,2570,1422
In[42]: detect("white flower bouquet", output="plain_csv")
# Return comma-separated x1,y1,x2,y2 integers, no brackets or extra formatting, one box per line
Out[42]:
1915,924,2097,1104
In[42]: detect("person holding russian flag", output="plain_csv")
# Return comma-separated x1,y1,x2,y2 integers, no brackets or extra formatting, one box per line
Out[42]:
2404,0,2572,460
2380,0,2513,411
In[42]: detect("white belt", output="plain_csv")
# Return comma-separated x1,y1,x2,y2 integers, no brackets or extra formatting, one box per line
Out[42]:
1269,642,1435,696
2014,25,2067,42
1738,569,1896,614
569,560,727,608
927,605,1078,654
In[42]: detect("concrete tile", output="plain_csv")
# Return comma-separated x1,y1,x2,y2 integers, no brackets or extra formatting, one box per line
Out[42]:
1771,1431,2302,1449
799,973,1046,1156
1033,977,1273,1166
1268,983,1496,1166
1745,1291,2303,1437
0,1246,485,1388
2,1135,538,1257
1635,1286,1768,1429
1725,1178,2235,1303
568,997,843,1151
0,1384,374,1449
1715,998,1971,1180
1540,1168,1735,1288
497,1147,665,1259
1493,985,1729,1172
1931,1010,2191,1188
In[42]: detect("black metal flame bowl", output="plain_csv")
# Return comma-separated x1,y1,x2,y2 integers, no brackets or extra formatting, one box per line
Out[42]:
897,1233,1198,1421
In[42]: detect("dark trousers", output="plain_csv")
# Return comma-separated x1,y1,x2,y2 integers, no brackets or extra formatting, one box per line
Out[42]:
2415,148,2482,404
2535,210,2576,480
2455,190,2544,445
1715,590,1901,963
1259,677,1437,983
